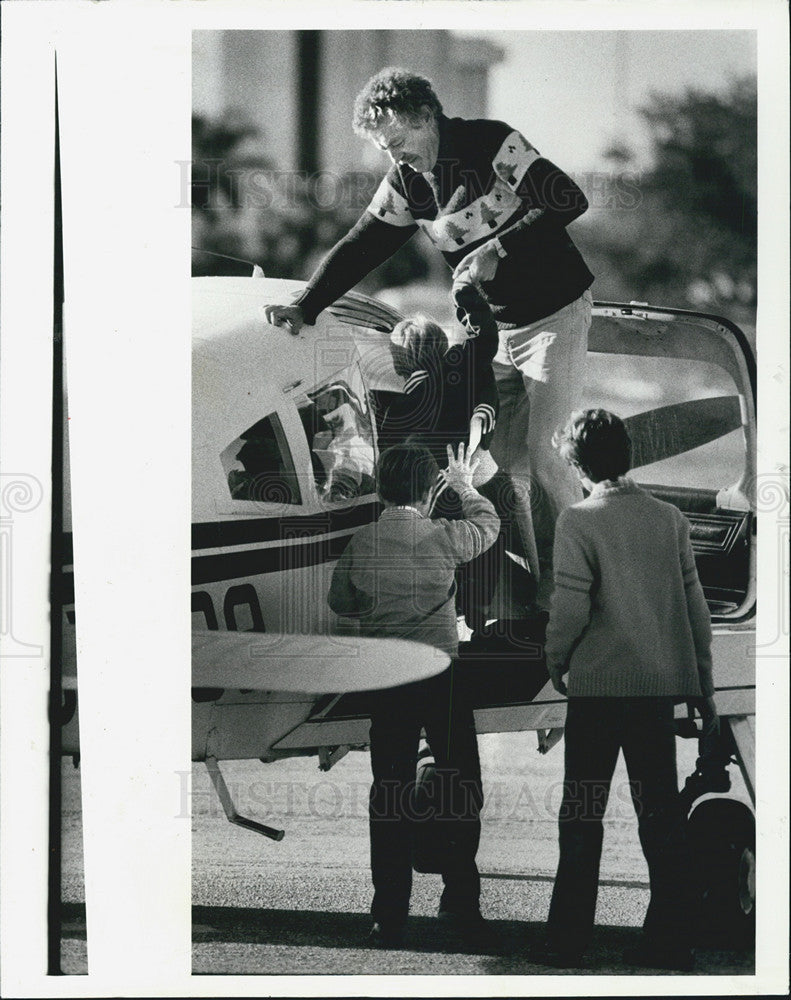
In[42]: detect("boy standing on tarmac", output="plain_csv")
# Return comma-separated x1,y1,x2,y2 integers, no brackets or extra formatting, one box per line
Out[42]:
539,409,717,972
328,442,499,948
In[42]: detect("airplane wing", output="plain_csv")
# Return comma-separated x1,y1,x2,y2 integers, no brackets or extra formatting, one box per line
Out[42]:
192,629,450,694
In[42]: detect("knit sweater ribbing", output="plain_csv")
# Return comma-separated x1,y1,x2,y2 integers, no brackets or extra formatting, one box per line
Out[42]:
545,479,714,698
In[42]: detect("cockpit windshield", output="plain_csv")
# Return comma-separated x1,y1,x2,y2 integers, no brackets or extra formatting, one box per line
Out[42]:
296,373,376,504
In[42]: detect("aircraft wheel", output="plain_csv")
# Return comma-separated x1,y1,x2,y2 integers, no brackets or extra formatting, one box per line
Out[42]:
687,797,755,949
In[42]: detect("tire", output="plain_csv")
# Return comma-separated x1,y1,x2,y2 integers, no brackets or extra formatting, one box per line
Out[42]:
687,797,756,949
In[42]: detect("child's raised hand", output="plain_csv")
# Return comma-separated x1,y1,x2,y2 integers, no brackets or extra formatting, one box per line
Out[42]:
441,441,480,493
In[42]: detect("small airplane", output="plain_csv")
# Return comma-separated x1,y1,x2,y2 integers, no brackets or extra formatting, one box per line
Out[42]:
61,267,760,945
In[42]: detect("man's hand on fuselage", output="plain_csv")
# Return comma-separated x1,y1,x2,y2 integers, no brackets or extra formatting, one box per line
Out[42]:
263,303,305,336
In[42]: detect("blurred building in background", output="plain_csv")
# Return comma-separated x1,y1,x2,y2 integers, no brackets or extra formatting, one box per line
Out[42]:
194,30,503,174
192,29,502,305
192,29,756,335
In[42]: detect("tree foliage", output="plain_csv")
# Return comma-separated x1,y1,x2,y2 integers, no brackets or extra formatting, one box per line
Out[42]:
642,75,756,243
191,112,429,287
577,75,757,326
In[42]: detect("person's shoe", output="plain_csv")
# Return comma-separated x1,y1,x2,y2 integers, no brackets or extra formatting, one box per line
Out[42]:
622,942,695,972
367,922,404,949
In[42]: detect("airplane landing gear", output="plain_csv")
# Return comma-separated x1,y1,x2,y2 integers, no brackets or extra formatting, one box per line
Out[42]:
677,711,755,949
687,797,755,949
205,756,285,842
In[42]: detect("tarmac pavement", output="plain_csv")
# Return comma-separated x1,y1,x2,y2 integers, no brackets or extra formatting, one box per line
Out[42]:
60,731,754,979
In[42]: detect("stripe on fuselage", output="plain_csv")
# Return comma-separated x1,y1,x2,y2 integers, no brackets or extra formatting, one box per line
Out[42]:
191,501,379,550
63,502,380,591
191,530,355,585
191,502,379,585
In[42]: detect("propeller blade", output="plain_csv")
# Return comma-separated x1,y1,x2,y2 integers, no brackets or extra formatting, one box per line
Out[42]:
625,395,742,469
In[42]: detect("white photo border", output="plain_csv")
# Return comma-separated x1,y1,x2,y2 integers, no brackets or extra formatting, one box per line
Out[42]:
0,1,787,997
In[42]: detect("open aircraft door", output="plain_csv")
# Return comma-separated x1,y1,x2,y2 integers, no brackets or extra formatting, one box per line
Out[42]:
584,302,757,748
583,301,758,946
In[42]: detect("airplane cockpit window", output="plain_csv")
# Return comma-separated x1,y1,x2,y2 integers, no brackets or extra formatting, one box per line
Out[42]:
220,413,302,506
297,377,376,503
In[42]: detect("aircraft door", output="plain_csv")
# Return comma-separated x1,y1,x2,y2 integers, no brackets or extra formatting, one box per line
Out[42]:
585,305,757,622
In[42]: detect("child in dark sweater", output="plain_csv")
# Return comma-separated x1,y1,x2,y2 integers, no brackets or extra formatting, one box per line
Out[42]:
380,273,534,629
379,273,500,471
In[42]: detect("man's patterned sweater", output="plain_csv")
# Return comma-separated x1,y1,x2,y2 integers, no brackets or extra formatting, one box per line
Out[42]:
295,114,594,329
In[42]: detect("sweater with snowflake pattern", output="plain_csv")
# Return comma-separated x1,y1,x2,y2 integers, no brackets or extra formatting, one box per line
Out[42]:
295,115,594,328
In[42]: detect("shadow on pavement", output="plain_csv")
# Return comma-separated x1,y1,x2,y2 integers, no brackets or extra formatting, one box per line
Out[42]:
192,905,754,975
60,901,755,975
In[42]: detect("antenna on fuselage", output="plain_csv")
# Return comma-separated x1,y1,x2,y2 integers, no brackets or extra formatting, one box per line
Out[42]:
191,246,265,278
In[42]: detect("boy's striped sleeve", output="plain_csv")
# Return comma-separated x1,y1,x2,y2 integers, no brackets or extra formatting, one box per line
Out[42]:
452,277,500,444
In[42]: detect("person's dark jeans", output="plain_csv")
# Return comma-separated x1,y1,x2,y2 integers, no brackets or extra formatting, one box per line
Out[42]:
546,696,694,954
368,664,483,928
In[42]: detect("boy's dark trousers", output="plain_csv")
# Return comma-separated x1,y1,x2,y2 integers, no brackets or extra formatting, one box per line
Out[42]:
546,696,694,954
367,663,483,929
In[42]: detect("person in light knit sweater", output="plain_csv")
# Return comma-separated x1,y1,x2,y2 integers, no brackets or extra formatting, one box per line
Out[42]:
539,409,717,972
328,441,499,948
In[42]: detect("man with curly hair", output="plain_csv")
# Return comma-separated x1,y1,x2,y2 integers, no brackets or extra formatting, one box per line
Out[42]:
265,67,594,607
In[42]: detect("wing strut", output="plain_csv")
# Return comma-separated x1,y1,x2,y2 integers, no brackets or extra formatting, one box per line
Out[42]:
205,757,285,842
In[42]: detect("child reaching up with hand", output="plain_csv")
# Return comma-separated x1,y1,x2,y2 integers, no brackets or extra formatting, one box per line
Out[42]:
328,441,499,948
